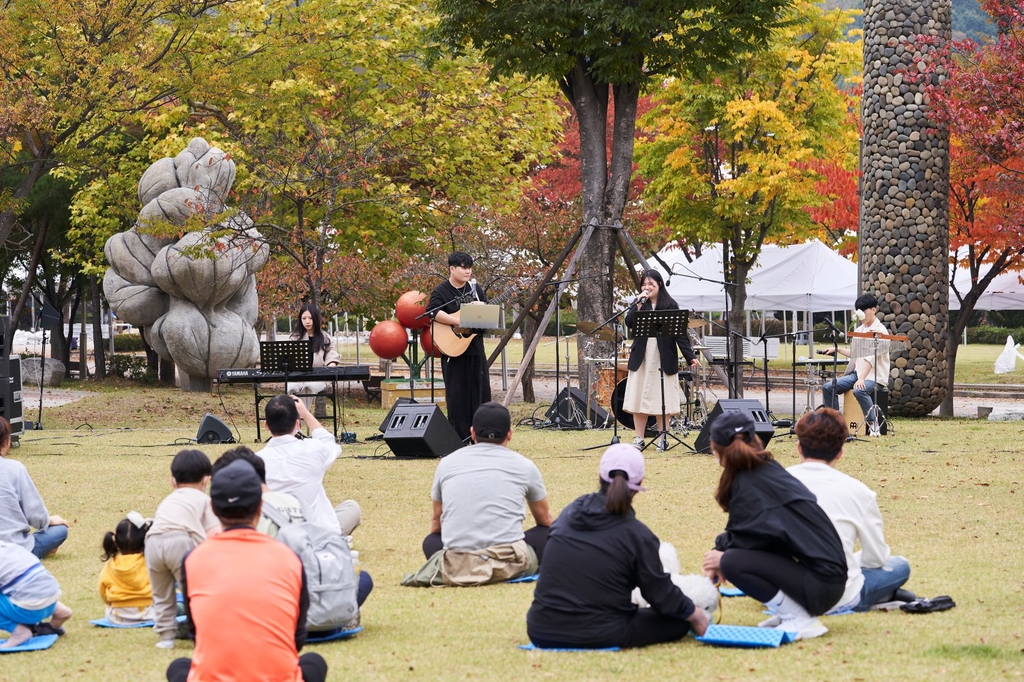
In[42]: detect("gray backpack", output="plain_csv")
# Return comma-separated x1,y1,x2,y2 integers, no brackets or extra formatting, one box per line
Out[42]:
263,503,359,631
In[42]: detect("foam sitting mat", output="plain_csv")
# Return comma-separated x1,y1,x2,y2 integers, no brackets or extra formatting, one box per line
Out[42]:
0,634,59,652
306,626,363,643
90,615,187,628
719,586,745,597
695,624,797,648
518,643,620,652
507,573,539,584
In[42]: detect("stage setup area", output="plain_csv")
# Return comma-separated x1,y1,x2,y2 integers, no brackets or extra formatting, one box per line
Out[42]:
3,384,1022,682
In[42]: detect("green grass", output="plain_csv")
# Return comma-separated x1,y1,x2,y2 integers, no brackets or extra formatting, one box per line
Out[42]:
3,385,1024,681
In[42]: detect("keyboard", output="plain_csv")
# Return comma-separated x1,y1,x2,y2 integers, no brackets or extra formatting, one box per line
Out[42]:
217,365,371,384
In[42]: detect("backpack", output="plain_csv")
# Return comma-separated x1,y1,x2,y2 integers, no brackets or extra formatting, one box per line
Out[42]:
263,502,359,631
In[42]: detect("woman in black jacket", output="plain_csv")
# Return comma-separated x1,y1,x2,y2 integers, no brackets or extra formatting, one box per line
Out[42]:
526,444,708,649
702,412,847,640
621,269,698,450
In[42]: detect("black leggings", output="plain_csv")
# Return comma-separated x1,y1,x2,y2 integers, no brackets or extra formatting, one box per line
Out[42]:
720,548,845,616
167,653,327,682
421,525,550,563
529,609,692,650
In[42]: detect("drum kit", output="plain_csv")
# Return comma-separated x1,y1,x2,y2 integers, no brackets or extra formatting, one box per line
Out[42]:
578,315,712,437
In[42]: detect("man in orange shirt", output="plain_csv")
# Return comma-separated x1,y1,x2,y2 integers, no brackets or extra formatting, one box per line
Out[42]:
166,460,328,682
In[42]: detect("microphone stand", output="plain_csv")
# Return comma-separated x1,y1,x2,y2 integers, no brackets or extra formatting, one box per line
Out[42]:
668,268,741,398
415,293,475,406
580,300,632,451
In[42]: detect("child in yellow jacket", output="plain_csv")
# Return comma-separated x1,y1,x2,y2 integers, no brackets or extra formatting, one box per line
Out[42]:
98,515,154,624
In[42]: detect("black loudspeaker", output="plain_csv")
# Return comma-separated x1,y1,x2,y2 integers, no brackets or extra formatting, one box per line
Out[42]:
378,397,416,434
0,356,23,439
196,413,235,444
0,317,10,379
694,399,775,454
384,403,463,458
545,387,610,429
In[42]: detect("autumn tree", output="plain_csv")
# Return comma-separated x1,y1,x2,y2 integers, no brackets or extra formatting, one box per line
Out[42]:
433,0,793,377
636,0,861,394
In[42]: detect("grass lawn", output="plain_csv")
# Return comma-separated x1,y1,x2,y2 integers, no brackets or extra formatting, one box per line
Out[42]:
2,383,1023,681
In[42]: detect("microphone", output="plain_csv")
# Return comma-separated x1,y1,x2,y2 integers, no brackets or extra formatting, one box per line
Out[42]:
824,317,845,339
816,350,831,356
634,291,650,305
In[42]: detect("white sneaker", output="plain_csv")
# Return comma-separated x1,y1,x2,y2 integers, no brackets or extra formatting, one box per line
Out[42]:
757,614,782,628
631,437,644,448
775,614,828,640
155,639,175,649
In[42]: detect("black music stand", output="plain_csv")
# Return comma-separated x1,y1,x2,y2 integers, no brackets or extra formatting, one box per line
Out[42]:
253,340,312,442
632,309,694,453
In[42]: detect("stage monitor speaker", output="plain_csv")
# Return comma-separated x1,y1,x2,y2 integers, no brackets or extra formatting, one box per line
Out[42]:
0,355,23,438
378,396,416,433
0,318,10,378
196,413,235,444
694,399,774,454
545,386,609,429
384,403,463,458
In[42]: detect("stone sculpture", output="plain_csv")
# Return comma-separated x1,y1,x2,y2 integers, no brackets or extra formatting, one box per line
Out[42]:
858,0,951,416
103,138,270,392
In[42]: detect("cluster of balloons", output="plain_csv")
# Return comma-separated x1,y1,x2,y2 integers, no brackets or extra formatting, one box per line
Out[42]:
367,291,443,360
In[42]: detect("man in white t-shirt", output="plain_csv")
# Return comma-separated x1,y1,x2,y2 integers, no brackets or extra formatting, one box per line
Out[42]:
423,402,553,563
788,409,913,612
821,293,890,430
257,395,361,536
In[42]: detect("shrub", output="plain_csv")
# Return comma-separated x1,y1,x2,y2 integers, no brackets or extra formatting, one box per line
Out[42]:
107,355,151,381
113,334,146,353
965,327,1024,345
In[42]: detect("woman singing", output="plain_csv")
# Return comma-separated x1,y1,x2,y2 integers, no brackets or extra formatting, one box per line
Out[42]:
622,270,698,451
288,303,341,410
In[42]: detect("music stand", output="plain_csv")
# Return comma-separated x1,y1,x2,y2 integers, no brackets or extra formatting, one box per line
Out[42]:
632,309,694,453
260,340,313,395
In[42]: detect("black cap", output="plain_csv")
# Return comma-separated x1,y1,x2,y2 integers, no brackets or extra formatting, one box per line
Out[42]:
209,460,262,518
472,401,511,441
709,411,757,447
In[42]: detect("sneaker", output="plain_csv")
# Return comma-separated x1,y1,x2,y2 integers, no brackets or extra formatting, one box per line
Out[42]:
757,614,782,628
155,639,175,650
775,614,828,640
631,437,644,448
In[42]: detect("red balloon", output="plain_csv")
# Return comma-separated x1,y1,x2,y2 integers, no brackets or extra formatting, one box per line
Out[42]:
368,320,408,360
395,291,430,330
419,325,443,358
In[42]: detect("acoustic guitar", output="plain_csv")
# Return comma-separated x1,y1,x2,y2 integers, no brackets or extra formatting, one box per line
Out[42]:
430,275,540,357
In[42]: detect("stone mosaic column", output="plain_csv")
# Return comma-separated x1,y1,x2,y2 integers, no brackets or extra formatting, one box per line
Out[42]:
858,0,951,416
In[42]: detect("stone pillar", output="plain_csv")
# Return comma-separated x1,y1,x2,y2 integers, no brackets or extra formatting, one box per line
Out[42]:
859,0,951,416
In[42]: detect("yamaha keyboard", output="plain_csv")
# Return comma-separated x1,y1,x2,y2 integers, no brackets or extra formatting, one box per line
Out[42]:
218,365,371,384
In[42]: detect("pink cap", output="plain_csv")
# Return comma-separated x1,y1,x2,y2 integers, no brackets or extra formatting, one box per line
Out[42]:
599,443,646,492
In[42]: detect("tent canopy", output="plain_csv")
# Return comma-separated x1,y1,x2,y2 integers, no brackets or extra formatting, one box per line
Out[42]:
950,266,1024,311
657,240,858,312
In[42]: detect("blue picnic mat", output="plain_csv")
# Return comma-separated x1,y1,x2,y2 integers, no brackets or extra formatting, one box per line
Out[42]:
719,586,745,597
90,615,186,628
518,643,620,652
695,624,796,648
306,626,363,643
0,634,59,652
507,573,539,584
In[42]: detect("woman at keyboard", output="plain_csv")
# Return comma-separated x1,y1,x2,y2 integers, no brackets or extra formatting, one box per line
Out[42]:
289,303,340,411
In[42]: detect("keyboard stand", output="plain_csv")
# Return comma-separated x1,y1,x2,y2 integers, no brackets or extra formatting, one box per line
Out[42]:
254,373,340,443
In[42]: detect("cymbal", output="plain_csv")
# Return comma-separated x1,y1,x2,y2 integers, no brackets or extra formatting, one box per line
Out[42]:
688,316,708,329
576,320,625,343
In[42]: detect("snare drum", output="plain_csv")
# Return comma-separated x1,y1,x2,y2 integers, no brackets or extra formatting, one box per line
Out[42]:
596,363,629,407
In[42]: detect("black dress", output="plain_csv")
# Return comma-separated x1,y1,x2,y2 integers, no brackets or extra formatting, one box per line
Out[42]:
428,280,492,441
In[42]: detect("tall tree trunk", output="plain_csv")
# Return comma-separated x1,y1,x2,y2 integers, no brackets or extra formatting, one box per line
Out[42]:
11,220,48,329
727,257,753,399
159,357,176,385
521,313,539,403
140,327,160,374
91,276,107,379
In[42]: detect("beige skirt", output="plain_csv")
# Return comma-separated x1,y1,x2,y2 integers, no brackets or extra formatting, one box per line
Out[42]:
621,338,681,416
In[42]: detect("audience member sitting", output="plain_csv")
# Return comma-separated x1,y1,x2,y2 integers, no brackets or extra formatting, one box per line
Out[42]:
788,409,914,611
0,540,72,648
167,460,328,682
145,450,220,649
99,514,155,624
213,446,372,608
415,402,552,586
526,444,708,649
702,412,847,640
258,395,360,537
0,416,69,558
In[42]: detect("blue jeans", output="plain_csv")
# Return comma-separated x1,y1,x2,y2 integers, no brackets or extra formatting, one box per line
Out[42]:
855,556,911,611
31,525,68,559
821,374,879,423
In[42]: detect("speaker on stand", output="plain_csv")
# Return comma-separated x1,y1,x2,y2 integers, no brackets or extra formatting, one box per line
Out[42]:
694,399,775,454
383,403,463,458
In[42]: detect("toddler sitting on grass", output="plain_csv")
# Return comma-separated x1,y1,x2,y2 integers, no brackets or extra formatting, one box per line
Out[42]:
99,514,155,624
0,540,72,648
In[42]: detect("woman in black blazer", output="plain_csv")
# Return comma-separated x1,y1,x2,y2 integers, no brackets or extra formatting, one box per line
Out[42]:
622,270,698,450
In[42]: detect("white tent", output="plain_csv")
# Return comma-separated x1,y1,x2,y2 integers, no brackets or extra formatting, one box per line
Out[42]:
657,240,858,312
949,266,1024,311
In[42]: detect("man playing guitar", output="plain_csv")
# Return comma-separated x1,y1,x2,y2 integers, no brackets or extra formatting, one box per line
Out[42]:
428,251,492,441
